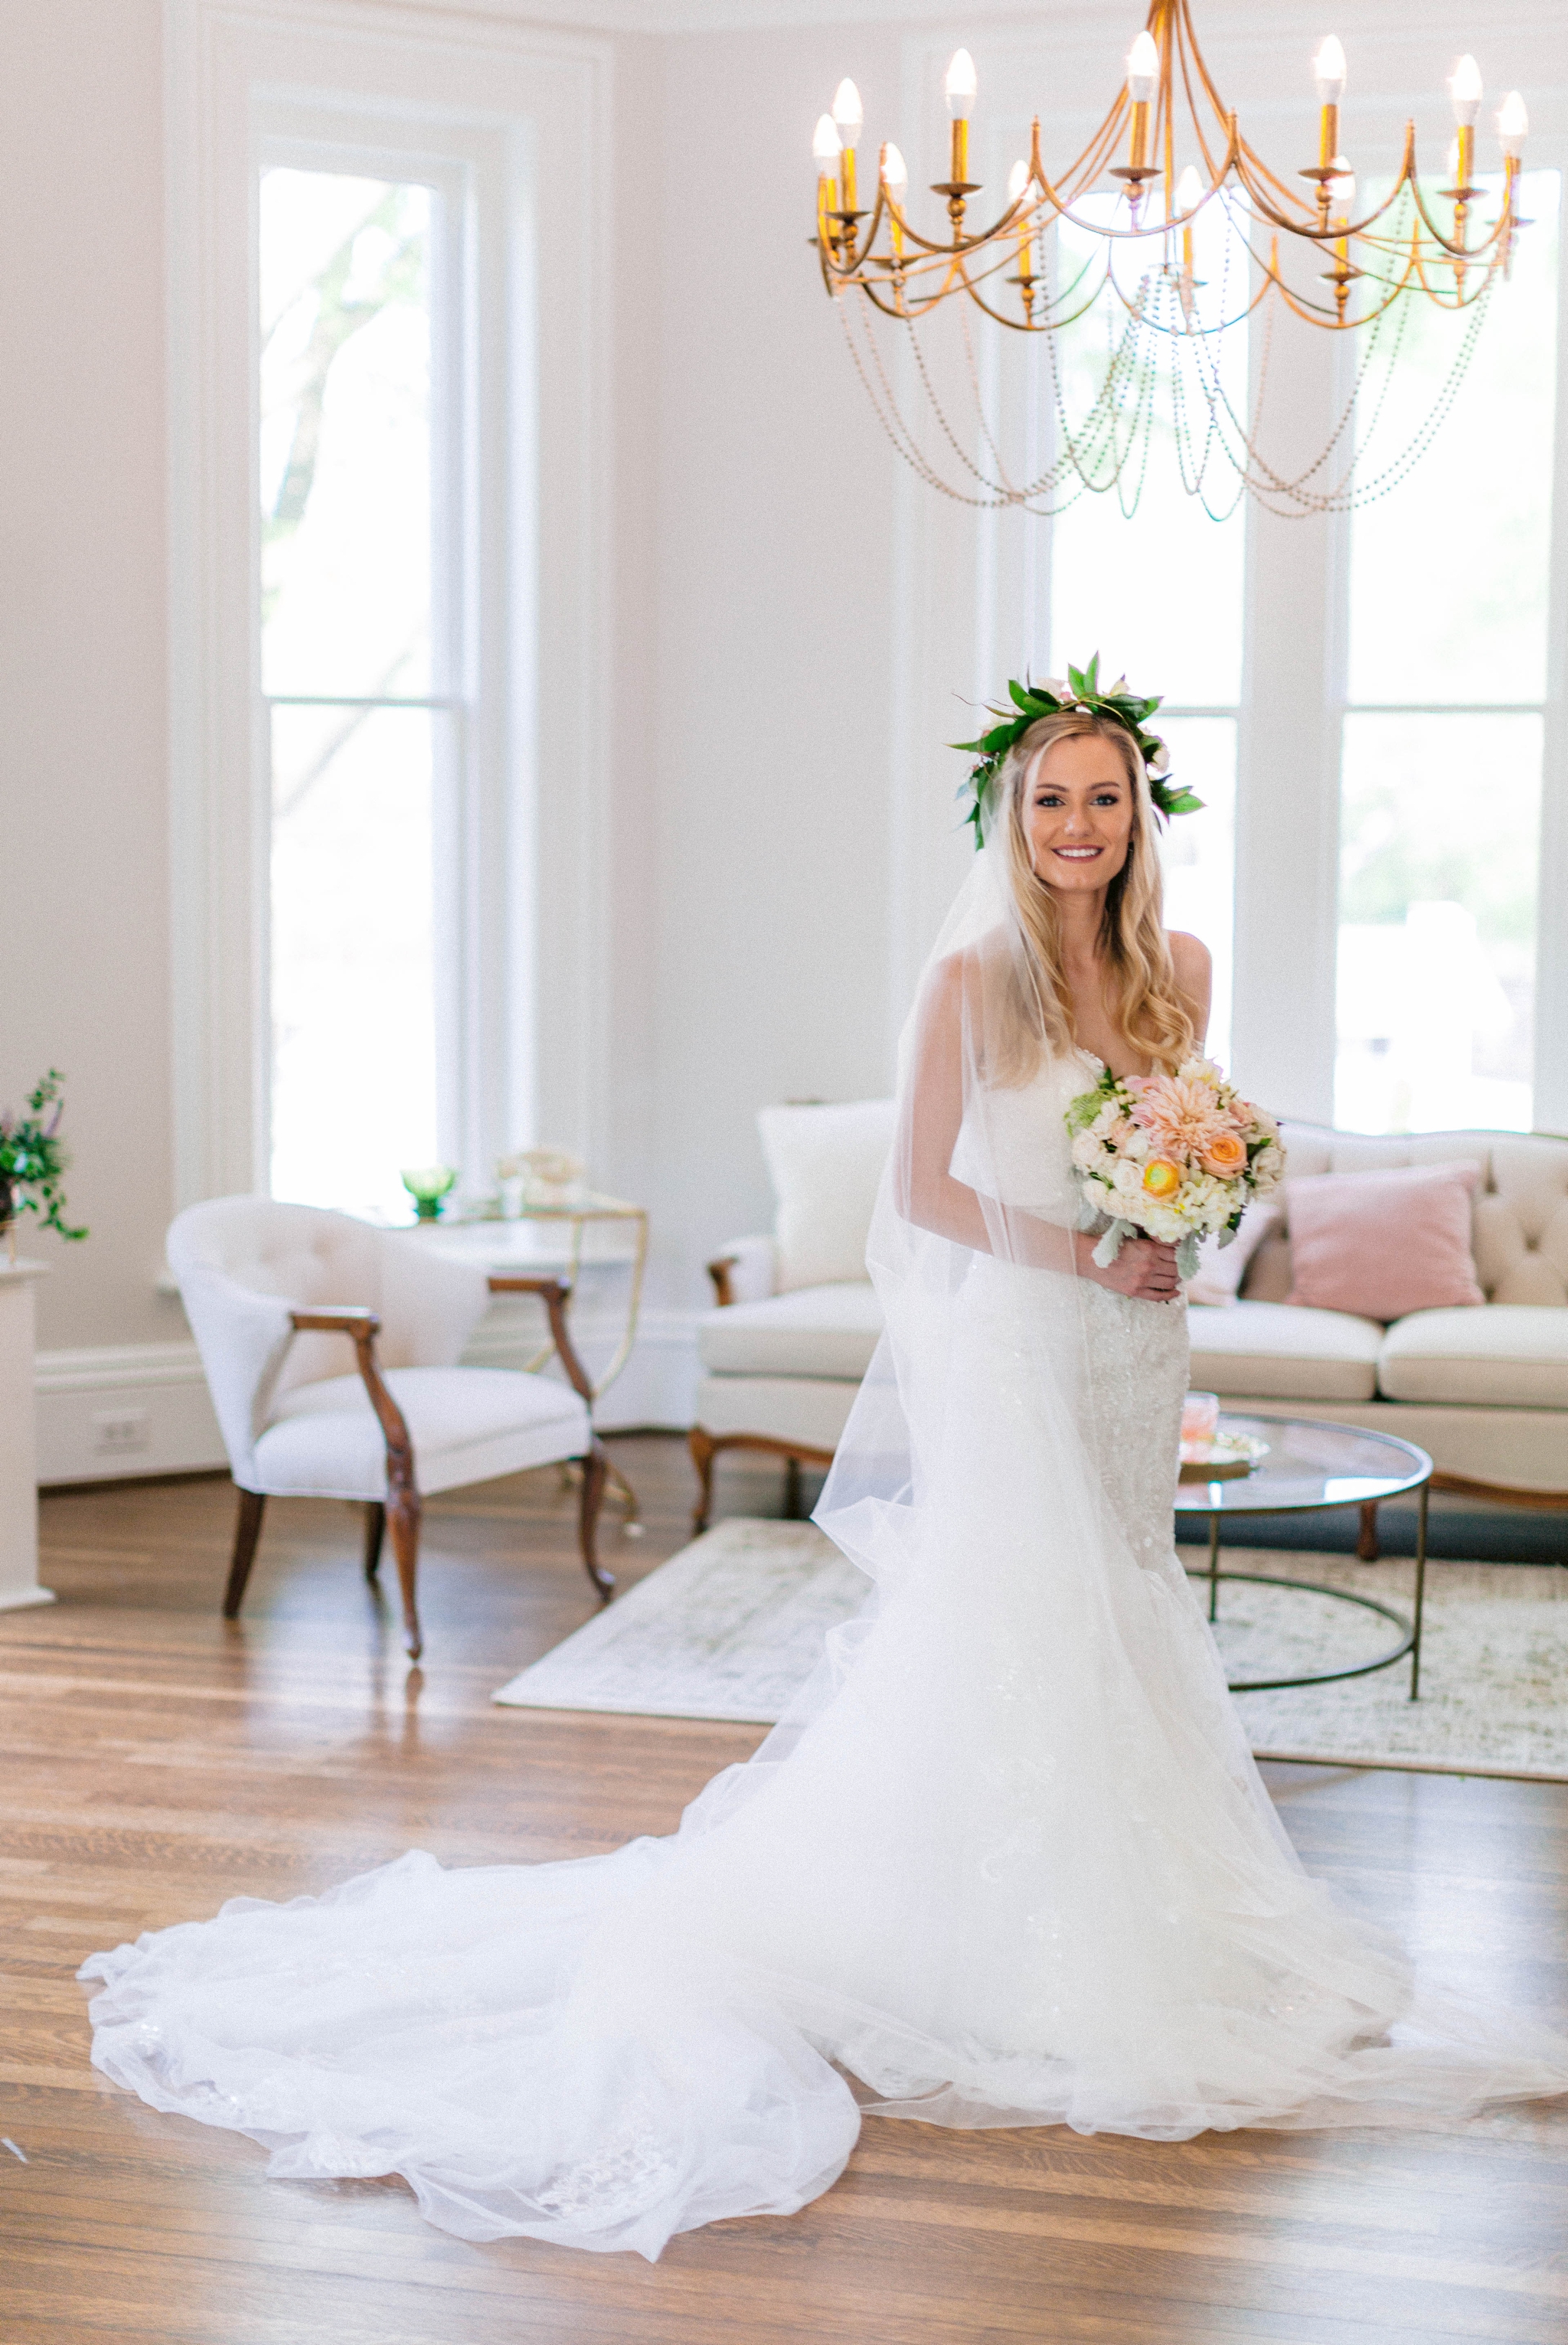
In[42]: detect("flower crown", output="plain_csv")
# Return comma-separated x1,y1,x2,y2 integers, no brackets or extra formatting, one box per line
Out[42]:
952,655,1203,850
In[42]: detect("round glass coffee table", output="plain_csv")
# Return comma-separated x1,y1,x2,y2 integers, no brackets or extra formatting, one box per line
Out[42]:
1174,1415,1434,1700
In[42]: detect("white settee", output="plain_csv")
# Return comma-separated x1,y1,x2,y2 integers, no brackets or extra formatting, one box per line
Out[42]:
691,1105,1568,1532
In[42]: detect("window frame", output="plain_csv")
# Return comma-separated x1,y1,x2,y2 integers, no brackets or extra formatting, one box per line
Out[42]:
1323,158,1568,1137
167,0,613,1211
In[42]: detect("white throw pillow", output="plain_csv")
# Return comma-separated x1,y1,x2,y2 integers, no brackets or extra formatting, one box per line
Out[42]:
758,1100,897,1293
1187,1198,1281,1308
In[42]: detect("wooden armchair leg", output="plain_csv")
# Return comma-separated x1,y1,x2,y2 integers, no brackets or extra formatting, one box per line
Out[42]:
1357,1500,1381,1563
387,1491,423,1660
364,1501,386,1582
689,1428,717,1535
579,1439,613,1603
224,1487,266,1619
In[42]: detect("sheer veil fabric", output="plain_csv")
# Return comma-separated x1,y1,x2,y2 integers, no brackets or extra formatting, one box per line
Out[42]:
80,838,1568,2260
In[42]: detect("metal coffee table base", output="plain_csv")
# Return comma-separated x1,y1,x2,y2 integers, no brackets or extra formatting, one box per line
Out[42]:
1197,1481,1429,1700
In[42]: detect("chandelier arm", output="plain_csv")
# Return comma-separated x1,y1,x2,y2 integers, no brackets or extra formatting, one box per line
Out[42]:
1172,36,1232,186
1177,0,1250,139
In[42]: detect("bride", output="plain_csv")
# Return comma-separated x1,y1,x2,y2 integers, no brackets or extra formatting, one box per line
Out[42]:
81,678,1568,2259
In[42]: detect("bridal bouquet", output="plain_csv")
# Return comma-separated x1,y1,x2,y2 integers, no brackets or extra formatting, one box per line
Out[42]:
1065,1060,1284,1281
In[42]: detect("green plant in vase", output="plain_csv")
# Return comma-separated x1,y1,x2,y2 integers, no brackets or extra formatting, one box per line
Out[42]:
0,1070,89,1263
400,1164,459,1222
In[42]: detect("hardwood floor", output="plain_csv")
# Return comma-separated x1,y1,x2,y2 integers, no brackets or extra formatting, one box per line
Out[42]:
4,1437,1568,2344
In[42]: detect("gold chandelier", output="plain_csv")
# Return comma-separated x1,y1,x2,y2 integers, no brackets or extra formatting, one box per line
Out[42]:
811,0,1529,516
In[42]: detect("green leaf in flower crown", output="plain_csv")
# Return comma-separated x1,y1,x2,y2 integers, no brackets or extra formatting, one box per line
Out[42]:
1008,680,1039,713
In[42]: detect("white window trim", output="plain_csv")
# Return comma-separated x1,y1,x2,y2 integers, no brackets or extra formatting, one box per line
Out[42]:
166,0,614,1208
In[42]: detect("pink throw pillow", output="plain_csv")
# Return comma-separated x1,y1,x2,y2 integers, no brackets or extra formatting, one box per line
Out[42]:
1283,1161,1485,1322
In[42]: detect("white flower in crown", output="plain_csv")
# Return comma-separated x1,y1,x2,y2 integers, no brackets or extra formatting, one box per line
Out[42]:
1148,741,1171,776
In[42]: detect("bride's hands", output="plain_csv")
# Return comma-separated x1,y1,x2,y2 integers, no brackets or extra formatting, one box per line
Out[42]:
1079,1233,1181,1303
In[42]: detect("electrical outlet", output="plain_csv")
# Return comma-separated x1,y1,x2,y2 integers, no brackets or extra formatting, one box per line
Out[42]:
92,1409,150,1457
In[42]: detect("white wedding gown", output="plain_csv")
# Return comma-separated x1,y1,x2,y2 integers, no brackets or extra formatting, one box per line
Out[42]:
81,1036,1568,2259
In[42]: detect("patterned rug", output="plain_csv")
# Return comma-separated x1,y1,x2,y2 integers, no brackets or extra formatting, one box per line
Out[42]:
492,1518,1568,1782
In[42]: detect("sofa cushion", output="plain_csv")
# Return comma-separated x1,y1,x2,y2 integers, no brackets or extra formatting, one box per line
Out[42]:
1187,1199,1279,1307
254,1366,589,1501
1259,1123,1568,1307
693,1373,861,1452
1187,1301,1383,1403
697,1282,884,1380
1283,1161,1485,1321
1377,1307,1568,1409
758,1100,896,1292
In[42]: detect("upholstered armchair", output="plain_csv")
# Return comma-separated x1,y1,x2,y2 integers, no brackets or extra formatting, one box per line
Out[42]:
691,1101,893,1529
168,1197,610,1658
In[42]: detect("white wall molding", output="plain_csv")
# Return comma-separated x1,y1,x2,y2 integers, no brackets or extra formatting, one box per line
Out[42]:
347,0,1568,44
166,0,616,1211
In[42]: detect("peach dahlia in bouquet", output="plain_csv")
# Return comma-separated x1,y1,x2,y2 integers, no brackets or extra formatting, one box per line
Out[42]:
1064,1059,1285,1282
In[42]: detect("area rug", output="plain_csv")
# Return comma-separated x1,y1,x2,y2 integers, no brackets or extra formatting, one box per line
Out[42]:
493,1518,1568,1782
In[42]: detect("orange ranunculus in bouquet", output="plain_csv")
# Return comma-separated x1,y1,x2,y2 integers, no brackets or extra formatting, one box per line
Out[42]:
1064,1058,1285,1282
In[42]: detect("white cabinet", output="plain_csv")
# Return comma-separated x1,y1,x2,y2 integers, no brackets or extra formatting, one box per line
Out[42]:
0,1262,54,1611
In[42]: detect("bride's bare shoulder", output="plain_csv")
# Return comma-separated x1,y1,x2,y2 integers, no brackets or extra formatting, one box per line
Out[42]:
1166,931,1213,1038
1166,930,1210,984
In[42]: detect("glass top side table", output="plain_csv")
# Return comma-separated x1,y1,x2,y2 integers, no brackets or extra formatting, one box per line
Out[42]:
1173,1414,1434,1698
403,1193,648,1402
399,1194,649,1532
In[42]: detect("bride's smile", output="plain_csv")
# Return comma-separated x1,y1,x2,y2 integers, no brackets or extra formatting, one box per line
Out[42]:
1027,733,1134,887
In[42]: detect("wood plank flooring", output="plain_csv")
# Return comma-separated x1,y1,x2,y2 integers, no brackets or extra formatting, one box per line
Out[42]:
4,1437,1568,2344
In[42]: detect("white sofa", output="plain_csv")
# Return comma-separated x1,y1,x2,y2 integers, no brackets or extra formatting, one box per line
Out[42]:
691,1106,1568,1533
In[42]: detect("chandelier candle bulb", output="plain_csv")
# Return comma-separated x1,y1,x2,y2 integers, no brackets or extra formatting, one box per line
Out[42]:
882,142,908,257
1125,28,1159,174
1312,34,1347,166
831,78,863,212
812,113,841,243
945,48,977,188
1174,164,1203,276
1498,91,1528,160
1008,158,1035,294
1449,54,1482,126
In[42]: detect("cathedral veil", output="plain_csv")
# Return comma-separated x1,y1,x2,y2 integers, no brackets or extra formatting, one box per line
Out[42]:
77,756,1568,2264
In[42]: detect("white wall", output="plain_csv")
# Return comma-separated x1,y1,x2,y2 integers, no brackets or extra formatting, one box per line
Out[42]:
5,0,1568,1471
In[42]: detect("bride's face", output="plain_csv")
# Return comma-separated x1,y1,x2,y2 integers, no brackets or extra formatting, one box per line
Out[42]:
1026,734,1135,894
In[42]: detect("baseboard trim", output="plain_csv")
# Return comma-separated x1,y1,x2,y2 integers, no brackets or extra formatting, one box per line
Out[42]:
34,1316,704,1485
35,1340,227,1484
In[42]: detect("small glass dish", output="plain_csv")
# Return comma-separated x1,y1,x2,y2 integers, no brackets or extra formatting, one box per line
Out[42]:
400,1164,459,1220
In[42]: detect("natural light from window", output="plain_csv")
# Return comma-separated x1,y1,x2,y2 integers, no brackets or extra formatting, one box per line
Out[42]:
1337,170,1560,1135
260,167,446,1217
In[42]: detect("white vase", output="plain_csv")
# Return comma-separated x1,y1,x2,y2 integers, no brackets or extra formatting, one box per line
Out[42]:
0,1260,54,1611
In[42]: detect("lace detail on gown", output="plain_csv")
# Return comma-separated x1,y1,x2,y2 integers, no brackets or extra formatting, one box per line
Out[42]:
79,1046,1568,2259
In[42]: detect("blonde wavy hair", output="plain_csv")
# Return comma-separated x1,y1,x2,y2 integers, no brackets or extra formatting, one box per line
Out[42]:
987,710,1194,1083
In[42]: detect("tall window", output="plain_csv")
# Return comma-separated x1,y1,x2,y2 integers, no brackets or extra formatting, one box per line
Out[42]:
1336,172,1560,1133
260,163,459,1216
1049,198,1245,1068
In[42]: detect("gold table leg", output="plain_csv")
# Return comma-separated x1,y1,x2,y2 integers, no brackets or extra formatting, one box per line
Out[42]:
1208,1511,1220,1623
1410,1478,1429,1700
